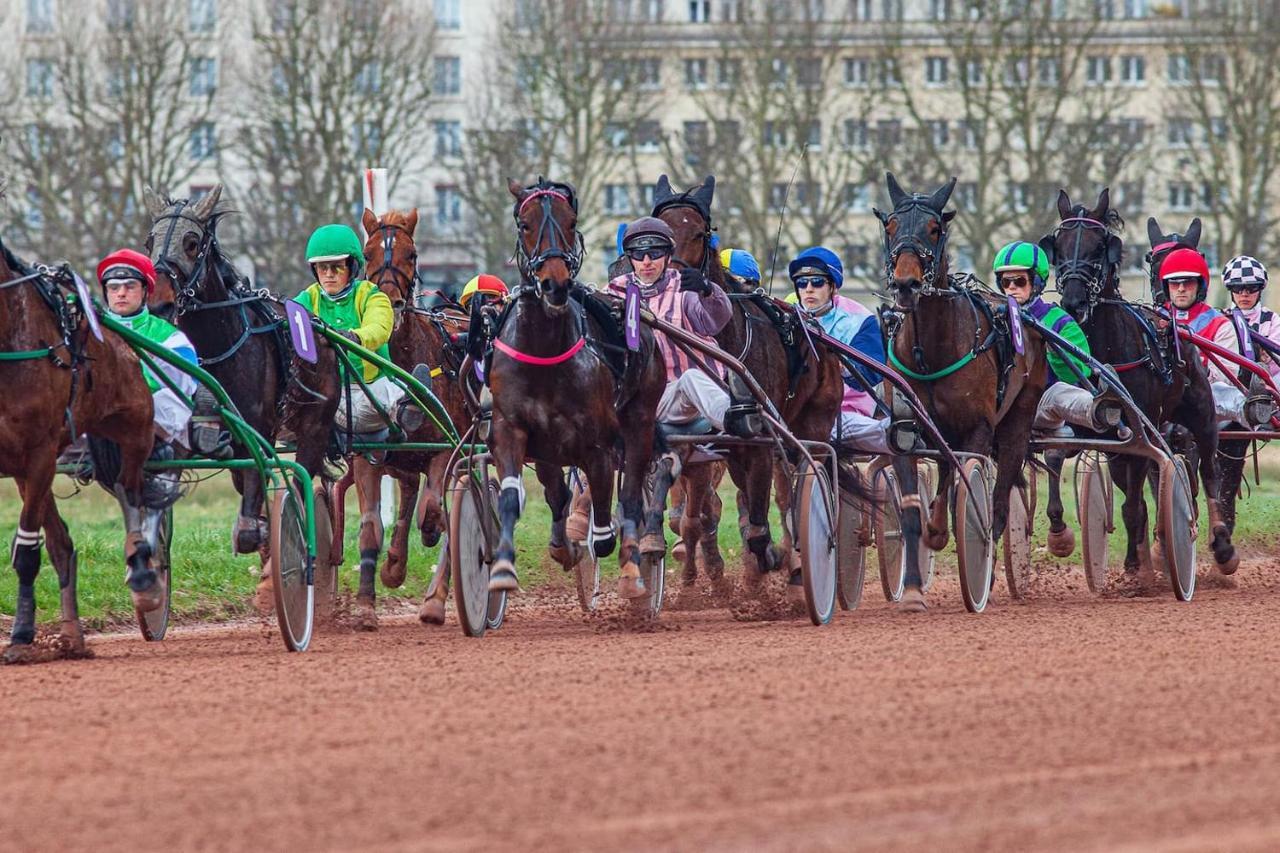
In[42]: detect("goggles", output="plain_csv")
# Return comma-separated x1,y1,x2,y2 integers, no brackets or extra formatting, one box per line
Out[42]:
793,275,831,290
1227,283,1265,294
626,248,670,262
102,277,143,293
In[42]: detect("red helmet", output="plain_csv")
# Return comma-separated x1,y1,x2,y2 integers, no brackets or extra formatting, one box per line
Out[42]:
97,249,157,297
1159,247,1210,303
459,274,508,309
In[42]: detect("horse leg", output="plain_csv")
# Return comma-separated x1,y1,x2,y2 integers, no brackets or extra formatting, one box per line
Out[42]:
1116,458,1155,584
232,468,268,555
677,462,711,588
923,459,952,553
380,470,419,589
617,425,654,601
641,449,680,556
1217,438,1248,538
331,466,354,564
417,452,448,547
739,449,782,572
699,464,727,593
1043,450,1075,557
668,476,687,561
537,461,579,571
1191,421,1237,573
5,458,55,662
489,422,528,591
892,454,928,611
351,456,383,631
41,492,85,656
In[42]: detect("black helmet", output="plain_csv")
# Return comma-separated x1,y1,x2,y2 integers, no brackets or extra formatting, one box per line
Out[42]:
622,217,675,253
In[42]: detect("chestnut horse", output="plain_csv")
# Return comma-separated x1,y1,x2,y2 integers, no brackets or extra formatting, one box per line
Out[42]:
1048,194,1235,577
654,175,843,591
0,239,154,662
489,178,666,599
879,173,1048,610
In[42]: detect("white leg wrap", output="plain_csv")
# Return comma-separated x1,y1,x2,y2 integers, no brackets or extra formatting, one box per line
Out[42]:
13,527,41,547
501,476,526,513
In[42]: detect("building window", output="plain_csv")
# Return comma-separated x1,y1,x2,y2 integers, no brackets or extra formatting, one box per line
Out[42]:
689,0,710,20
1168,182,1195,211
638,58,662,89
959,120,981,150
768,183,788,212
844,183,869,213
716,58,740,87
270,0,295,33
1116,117,1147,144
1086,55,1111,84
435,0,460,29
881,0,903,20
1094,0,1114,18
1166,118,1194,147
927,119,949,147
1005,57,1028,85
355,61,382,95
715,119,741,149
634,120,662,152
1115,180,1144,210
352,122,380,158
1200,54,1225,83
434,121,461,158
603,184,633,215
843,119,868,149
25,59,54,98
685,58,708,89
844,244,870,275
189,121,216,160
683,120,709,165
637,183,656,212
925,56,948,85
26,0,54,33
762,121,787,149
189,0,216,32
875,119,902,147
1037,57,1060,86
435,186,462,226
188,57,216,96
929,0,951,20
433,56,461,95
718,0,742,20
844,57,870,87
796,58,822,89
879,58,901,87
804,120,821,148
1122,0,1146,16
964,59,984,86
107,0,136,32
1120,54,1145,84
955,182,977,212
1168,54,1190,84
638,0,664,21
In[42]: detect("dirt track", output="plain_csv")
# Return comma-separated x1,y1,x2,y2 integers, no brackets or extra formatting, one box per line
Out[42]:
7,559,1280,852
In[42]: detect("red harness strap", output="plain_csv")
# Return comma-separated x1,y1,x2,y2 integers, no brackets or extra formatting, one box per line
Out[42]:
493,336,585,366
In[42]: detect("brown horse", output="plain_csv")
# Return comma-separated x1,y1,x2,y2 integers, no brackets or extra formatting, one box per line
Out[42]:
324,208,472,627
0,240,155,662
654,175,843,593
879,173,1047,610
489,178,666,599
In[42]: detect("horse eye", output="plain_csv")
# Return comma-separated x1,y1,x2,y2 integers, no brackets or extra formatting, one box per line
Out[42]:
144,234,153,251
184,234,198,253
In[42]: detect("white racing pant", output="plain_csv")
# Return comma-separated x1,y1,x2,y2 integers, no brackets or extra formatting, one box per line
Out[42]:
657,369,730,430
832,412,891,454
1211,381,1248,427
336,376,405,434
154,388,193,448
1033,382,1097,433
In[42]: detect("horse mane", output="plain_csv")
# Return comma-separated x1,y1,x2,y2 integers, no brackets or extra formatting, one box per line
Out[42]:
0,235,32,278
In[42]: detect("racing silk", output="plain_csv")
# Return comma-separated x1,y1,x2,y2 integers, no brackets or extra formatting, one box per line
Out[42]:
107,306,197,443
1168,301,1239,384
1233,304,1280,380
1025,297,1091,385
294,279,393,382
608,269,731,382
812,298,884,417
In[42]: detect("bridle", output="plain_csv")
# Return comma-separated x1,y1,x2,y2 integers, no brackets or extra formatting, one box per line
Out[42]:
512,186,584,282
655,200,714,278
367,222,423,321
1051,216,1114,313
881,196,949,294
151,200,217,315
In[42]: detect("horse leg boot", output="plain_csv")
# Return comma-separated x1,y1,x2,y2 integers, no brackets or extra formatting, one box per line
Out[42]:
489,467,526,593
641,451,682,557
565,477,593,544
352,461,384,631
381,472,419,589
892,456,929,612
113,486,164,613
418,543,450,625
43,496,85,656
5,526,43,661
539,463,582,571
1191,411,1237,575
1043,450,1075,557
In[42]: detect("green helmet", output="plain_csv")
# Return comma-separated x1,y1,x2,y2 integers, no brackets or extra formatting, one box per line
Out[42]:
993,241,1050,295
305,224,365,268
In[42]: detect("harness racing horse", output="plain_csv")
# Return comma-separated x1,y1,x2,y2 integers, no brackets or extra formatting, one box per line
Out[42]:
1048,190,1236,578
326,208,472,627
654,175,844,593
489,178,666,599
143,185,289,561
879,173,1047,609
0,238,155,662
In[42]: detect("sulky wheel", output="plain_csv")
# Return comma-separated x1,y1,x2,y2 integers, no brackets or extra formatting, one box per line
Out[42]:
570,481,603,614
917,464,939,593
484,479,508,630
1157,456,1197,602
953,458,995,613
270,480,314,652
874,467,905,602
311,484,337,619
1078,452,1113,594
450,475,494,637
136,506,174,642
1002,484,1032,600
795,459,837,626
836,485,866,611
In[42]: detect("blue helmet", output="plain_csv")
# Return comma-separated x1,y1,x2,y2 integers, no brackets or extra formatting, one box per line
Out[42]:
788,246,844,289
719,248,761,284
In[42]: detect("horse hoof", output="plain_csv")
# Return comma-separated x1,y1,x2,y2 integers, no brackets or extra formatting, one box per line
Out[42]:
422,528,442,548
1047,526,1076,558
380,553,408,589
354,598,378,632
923,528,949,552
130,578,165,614
639,532,666,557
1217,551,1240,576
672,540,687,562
253,573,275,616
489,564,520,592
233,523,263,555
616,564,648,600
899,587,928,613
2,643,35,665
786,571,805,603
566,501,591,543
418,596,446,625
548,542,581,570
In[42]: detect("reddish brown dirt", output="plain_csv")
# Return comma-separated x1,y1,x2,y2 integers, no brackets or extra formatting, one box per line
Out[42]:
7,557,1280,851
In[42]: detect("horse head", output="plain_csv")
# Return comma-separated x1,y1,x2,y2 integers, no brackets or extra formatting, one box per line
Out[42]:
1041,188,1125,324
508,177,582,314
143,183,230,319
652,174,728,287
361,207,420,320
1146,214,1202,300
875,172,956,311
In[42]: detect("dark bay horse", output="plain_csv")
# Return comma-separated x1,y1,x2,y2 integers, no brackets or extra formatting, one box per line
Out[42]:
0,239,154,662
1048,190,1236,577
144,185,289,559
489,178,666,598
654,175,843,590
879,173,1047,610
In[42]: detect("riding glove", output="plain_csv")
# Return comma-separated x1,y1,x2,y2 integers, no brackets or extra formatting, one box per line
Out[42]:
678,267,711,295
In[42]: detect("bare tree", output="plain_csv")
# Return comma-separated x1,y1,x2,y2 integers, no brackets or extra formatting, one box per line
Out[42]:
1172,0,1280,302
229,0,437,292
0,0,217,273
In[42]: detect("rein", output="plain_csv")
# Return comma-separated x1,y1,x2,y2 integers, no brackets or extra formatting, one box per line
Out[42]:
513,187,584,280
882,197,949,290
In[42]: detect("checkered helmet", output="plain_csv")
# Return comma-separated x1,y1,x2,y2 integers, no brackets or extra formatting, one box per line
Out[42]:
1223,255,1268,291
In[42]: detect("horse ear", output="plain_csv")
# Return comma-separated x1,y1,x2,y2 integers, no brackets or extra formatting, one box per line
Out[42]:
405,208,419,237
190,183,222,221
692,175,715,210
143,185,166,218
1186,218,1202,248
1094,186,1110,218
941,209,957,225
885,172,907,208
654,174,674,206
1056,189,1072,220
361,208,379,236
930,177,957,212
1037,234,1057,264
1107,233,1124,266
507,178,525,200
873,207,889,225
1146,216,1163,246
